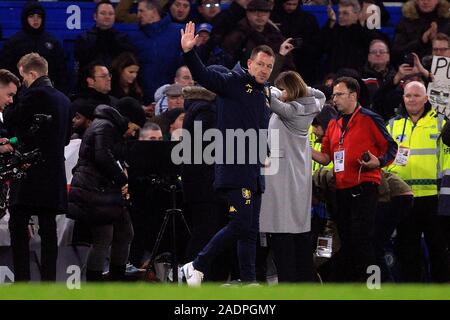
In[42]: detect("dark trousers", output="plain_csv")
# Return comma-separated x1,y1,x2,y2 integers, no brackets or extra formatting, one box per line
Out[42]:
9,207,58,282
374,195,413,282
268,232,314,283
194,188,261,282
87,209,134,273
185,200,231,281
335,182,378,282
395,196,450,282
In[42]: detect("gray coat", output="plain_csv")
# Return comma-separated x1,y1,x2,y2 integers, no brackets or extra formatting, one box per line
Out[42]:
260,87,325,233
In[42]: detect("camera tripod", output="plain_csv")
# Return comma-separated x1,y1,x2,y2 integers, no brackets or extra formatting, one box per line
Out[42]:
145,180,191,283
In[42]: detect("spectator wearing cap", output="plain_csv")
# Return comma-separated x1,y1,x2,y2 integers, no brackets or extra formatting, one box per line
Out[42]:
195,23,236,69
130,0,183,104
0,1,69,93
74,0,136,82
154,66,194,115
222,0,296,81
164,0,194,24
196,0,222,24
196,23,214,47
270,0,321,84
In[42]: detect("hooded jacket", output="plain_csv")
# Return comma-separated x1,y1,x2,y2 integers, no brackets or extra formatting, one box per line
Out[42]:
0,2,68,93
68,105,129,225
393,0,450,60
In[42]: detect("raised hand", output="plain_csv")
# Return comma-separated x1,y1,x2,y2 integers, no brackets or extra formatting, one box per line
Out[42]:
279,38,294,56
181,21,198,53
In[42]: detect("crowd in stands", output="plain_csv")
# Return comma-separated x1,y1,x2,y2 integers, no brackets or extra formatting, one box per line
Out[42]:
0,0,449,284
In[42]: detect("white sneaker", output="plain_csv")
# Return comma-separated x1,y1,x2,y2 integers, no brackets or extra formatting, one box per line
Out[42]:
181,261,204,287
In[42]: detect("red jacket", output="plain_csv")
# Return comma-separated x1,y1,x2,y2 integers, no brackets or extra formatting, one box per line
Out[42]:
321,106,397,189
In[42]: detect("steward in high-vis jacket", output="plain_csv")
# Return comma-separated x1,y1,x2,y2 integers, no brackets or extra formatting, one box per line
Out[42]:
386,81,449,283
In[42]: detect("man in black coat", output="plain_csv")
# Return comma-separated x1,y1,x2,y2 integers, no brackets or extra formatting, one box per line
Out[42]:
3,53,72,282
0,1,68,94
74,1,136,78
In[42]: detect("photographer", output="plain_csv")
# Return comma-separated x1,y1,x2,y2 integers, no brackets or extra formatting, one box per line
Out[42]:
3,53,72,282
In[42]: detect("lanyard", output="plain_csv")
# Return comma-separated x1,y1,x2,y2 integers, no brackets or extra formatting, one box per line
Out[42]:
336,106,361,146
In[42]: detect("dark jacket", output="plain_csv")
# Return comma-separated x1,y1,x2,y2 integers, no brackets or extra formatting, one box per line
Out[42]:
130,15,183,104
319,22,378,74
184,50,271,192
440,116,450,147
68,105,128,225
393,0,450,61
71,87,118,114
74,26,136,72
270,6,321,84
361,63,397,116
0,2,68,93
182,86,217,203
210,1,246,44
4,76,72,213
222,18,294,75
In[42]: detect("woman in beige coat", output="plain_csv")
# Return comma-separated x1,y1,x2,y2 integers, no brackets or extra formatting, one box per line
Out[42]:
260,71,325,282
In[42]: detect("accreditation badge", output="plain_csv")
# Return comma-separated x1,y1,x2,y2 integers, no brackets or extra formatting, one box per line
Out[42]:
394,146,410,166
334,149,345,172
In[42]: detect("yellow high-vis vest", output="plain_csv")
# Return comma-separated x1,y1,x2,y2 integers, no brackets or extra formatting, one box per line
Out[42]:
386,109,445,198
309,127,333,173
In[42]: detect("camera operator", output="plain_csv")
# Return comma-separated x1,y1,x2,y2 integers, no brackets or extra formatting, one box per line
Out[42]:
0,69,20,150
3,53,72,282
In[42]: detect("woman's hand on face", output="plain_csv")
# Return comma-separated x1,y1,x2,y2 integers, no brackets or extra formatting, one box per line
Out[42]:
270,86,283,99
281,90,287,102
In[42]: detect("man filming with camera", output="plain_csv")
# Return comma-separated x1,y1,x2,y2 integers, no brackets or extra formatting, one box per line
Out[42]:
3,53,72,282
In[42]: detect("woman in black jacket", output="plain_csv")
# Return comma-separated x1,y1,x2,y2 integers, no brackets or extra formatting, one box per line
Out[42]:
68,101,144,281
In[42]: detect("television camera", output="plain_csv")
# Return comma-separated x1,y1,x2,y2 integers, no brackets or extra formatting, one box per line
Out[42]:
0,114,51,219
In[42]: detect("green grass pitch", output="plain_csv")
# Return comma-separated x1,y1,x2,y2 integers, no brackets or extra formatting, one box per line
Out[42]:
1,283,450,300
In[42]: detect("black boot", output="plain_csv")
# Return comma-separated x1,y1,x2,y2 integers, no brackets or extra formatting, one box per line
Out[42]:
109,264,126,281
86,269,103,282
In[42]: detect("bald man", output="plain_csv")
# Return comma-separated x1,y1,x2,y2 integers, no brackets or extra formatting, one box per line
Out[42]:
386,81,450,283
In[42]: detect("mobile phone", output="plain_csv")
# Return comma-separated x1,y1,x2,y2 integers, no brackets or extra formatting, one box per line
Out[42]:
404,53,414,67
290,37,303,49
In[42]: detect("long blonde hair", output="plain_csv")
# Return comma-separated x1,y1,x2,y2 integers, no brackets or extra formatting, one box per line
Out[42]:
274,71,307,101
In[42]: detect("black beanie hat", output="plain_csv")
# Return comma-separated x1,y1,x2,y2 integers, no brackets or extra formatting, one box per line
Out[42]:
74,102,96,120
114,97,146,128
